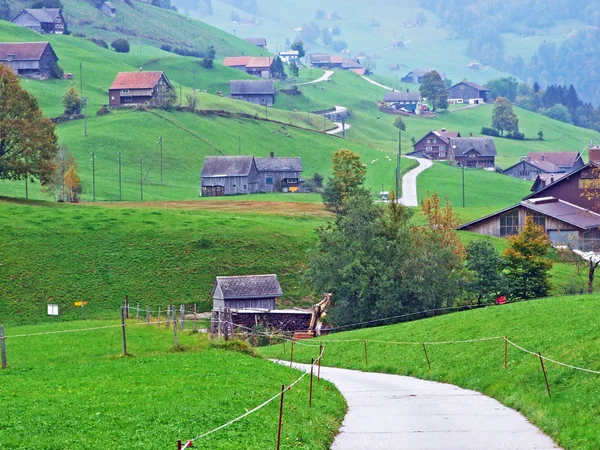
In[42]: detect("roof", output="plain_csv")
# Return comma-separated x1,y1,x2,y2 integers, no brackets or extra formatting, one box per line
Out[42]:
0,42,52,61
351,68,366,75
255,157,303,172
342,58,361,69
21,8,60,23
458,197,600,231
109,71,169,90
526,152,582,168
279,50,299,56
531,173,568,192
201,156,255,178
523,162,600,200
449,81,488,92
103,2,115,8
246,56,273,68
450,137,497,157
405,68,445,79
330,55,343,64
245,37,267,46
432,130,460,143
383,91,422,102
308,53,330,64
230,80,275,95
212,274,283,300
223,56,250,67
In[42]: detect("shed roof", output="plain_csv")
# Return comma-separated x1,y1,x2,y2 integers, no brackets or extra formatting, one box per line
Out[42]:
383,91,422,102
308,53,330,64
526,152,582,168
223,56,250,67
330,55,343,64
432,129,460,142
212,274,283,300
245,37,267,46
201,156,255,178
255,157,303,172
450,137,497,157
342,58,361,69
449,81,488,92
246,56,273,68
0,42,53,61
109,71,169,90
230,80,274,95
22,8,60,23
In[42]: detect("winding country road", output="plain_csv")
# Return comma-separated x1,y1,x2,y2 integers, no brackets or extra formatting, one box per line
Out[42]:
296,70,335,86
287,363,560,450
399,156,433,207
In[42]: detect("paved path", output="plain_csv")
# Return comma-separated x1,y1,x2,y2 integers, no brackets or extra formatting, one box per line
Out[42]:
287,363,560,450
361,75,393,91
326,121,351,135
296,70,334,86
399,156,433,206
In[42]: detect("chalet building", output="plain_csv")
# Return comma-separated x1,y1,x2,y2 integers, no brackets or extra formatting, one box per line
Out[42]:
230,80,275,106
223,56,273,78
212,274,282,310
101,2,117,17
531,173,568,192
108,71,173,108
447,81,488,104
341,59,362,70
401,68,445,84
11,8,65,34
255,153,303,192
458,197,600,250
279,50,299,64
503,152,584,181
410,129,461,160
201,156,260,196
307,53,343,69
0,42,58,79
452,137,497,168
244,37,267,49
223,56,250,71
382,91,422,113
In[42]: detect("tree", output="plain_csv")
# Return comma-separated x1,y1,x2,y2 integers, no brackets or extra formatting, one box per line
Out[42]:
465,240,507,304
299,22,320,43
269,56,286,80
291,40,305,58
288,61,299,79
320,28,332,46
322,149,366,212
503,215,553,300
542,104,572,124
330,40,348,53
63,163,81,202
0,0,10,21
315,9,325,20
491,96,519,136
0,64,58,184
484,77,518,102
153,84,177,109
62,86,83,115
111,38,130,53
572,250,600,293
419,70,448,111
201,45,215,68
415,11,427,25
42,144,75,201
331,26,341,36
393,116,405,201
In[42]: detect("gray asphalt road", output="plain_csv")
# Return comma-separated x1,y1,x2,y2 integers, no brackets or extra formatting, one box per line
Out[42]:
399,156,433,206
287,363,560,450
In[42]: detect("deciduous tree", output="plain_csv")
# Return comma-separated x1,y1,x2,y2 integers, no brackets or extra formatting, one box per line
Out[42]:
111,38,130,53
322,149,366,212
63,86,83,115
291,40,305,58
492,96,519,136
63,163,82,202
419,70,448,111
0,64,58,184
288,61,299,79
465,240,507,303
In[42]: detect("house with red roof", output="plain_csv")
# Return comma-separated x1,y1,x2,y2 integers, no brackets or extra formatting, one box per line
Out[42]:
409,129,461,160
223,56,273,78
108,70,173,108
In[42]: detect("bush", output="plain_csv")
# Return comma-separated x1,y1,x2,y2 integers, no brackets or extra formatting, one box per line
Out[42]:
160,44,172,52
538,130,544,140
506,131,525,140
73,32,86,38
96,105,111,116
90,37,108,49
480,126,500,137
111,38,130,53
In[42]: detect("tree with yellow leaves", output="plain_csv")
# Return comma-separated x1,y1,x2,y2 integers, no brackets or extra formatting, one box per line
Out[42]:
322,149,367,213
64,164,81,202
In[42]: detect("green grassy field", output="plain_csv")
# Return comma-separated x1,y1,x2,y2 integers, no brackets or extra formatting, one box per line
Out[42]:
260,294,600,450
0,320,345,449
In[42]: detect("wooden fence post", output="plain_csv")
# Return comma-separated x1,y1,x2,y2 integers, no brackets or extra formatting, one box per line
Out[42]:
158,307,161,327
537,352,552,398
503,336,508,370
289,340,295,367
193,304,197,331
1,325,7,369
276,385,286,450
224,308,229,341
166,305,171,328
173,305,177,331
318,342,323,382
180,304,185,331
309,358,314,407
422,342,431,370
120,307,127,356
173,305,179,349
125,295,129,319
363,339,368,365
146,306,150,324
136,302,140,322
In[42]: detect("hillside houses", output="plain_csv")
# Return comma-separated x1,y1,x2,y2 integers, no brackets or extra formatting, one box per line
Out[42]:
307,53,362,71
223,56,273,78
503,152,584,181
382,91,423,114
11,8,66,34
0,42,58,79
401,68,445,84
229,80,275,106
244,38,267,49
201,154,303,196
108,71,173,108
447,81,488,104
212,274,282,310
408,132,496,168
411,129,461,160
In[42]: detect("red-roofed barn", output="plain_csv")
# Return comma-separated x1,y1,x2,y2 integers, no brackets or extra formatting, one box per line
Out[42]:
108,70,173,108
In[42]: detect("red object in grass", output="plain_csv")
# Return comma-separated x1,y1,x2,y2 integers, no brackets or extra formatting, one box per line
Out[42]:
495,296,507,305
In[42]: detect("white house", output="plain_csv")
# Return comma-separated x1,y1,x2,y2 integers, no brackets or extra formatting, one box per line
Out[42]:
279,50,299,64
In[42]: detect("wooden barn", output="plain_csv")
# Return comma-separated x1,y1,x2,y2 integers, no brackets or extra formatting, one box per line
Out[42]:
200,156,260,196
212,274,283,310
503,152,584,181
451,137,497,168
0,42,58,79
229,80,275,106
11,8,65,34
447,81,488,104
255,153,303,192
108,71,173,108
244,37,267,49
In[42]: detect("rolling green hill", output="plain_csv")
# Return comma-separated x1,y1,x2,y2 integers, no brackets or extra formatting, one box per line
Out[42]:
260,294,600,449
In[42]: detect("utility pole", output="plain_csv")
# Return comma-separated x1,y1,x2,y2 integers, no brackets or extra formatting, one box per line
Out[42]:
396,127,402,202
25,175,28,200
160,137,163,185
265,102,268,120
118,151,122,201
307,96,310,121
192,69,197,113
140,157,143,201
91,151,96,202
79,62,83,95
462,163,465,207
83,97,88,137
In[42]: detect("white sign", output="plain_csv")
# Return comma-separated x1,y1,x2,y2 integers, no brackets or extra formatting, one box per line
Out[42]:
47,304,59,316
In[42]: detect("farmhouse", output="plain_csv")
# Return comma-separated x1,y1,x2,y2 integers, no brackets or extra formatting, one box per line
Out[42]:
108,71,173,108
0,42,58,79
244,37,267,49
101,2,117,17
410,129,461,160
212,274,282,310
222,56,250,71
223,56,273,78
255,153,303,192
279,50,299,64
401,68,444,84
447,81,488,104
307,53,343,69
230,80,275,106
451,137,497,168
382,91,422,113
201,156,260,196
503,152,584,181
11,8,66,34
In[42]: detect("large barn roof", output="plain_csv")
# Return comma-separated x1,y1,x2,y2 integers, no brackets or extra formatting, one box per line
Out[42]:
230,80,274,95
246,56,273,68
109,71,170,90
245,37,267,46
450,137,497,157
0,42,53,61
255,157,302,172
383,91,422,102
22,8,60,23
201,156,255,178
212,274,283,300
223,56,250,67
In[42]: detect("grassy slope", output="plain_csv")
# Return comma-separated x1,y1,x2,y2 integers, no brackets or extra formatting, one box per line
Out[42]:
260,294,600,450
0,321,345,449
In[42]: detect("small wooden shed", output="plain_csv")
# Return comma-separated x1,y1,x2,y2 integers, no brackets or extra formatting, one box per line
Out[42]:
212,274,283,310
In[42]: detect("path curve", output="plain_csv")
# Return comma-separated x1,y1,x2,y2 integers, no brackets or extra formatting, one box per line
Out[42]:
296,70,334,86
399,156,433,206
360,75,393,91
326,122,351,135
287,362,560,450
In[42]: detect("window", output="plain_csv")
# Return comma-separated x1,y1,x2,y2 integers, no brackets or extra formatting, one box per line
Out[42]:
244,185,247,190
432,139,437,143
123,96,132,102
426,139,431,143
440,146,446,151
500,210,519,237
7,54,14,61
266,177,273,185
529,213,546,229
439,152,445,158
121,89,129,94
425,146,433,151
469,153,476,158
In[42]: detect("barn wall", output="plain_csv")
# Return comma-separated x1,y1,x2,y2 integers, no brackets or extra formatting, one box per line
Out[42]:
258,170,300,192
230,94,274,106
529,168,600,212
231,311,311,332
12,13,42,32
213,297,276,310
448,84,486,102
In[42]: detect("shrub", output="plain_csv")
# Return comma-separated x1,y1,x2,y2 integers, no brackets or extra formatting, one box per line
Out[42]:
111,38,130,53
480,126,500,137
506,131,525,140
73,32,86,38
90,37,108,49
160,44,172,52
96,105,111,116
49,61,64,79
538,130,544,140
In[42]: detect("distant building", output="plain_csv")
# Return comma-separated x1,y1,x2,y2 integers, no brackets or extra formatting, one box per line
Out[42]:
229,80,275,106
410,129,461,160
279,50,299,64
401,68,444,84
108,71,173,108
447,81,488,104
223,56,250,71
244,37,267,49
341,58,362,70
255,153,303,192
223,56,273,78
451,137,497,168
0,42,58,79
11,8,66,34
503,152,584,181
212,274,282,310
307,53,349,69
201,156,260,196
101,2,117,17
382,91,422,113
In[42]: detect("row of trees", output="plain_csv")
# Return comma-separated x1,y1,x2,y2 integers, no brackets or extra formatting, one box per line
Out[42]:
312,149,553,326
